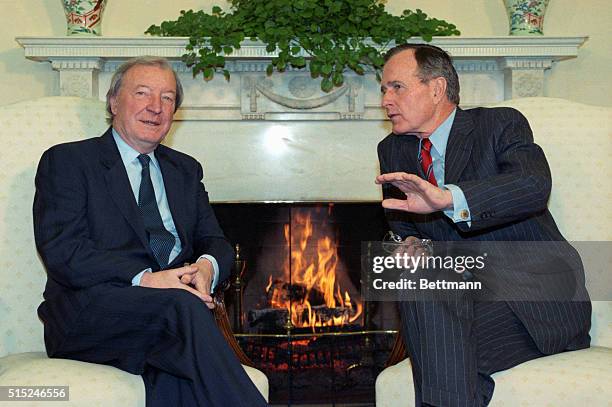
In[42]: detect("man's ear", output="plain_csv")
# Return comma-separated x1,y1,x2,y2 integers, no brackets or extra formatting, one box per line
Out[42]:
110,96,118,115
432,77,447,103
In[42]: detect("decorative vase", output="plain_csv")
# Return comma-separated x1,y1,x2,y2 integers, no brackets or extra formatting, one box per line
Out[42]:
61,0,107,36
504,0,550,35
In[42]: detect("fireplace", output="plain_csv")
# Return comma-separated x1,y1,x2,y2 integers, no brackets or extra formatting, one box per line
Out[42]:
13,34,588,405
213,202,399,404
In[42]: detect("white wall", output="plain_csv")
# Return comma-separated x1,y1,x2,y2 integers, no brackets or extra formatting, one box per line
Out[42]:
0,0,610,107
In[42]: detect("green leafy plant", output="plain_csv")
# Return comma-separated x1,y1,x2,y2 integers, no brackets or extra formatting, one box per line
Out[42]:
146,0,460,92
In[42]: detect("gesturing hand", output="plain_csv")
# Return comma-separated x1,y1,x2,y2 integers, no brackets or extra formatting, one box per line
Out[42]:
140,264,210,302
375,172,453,214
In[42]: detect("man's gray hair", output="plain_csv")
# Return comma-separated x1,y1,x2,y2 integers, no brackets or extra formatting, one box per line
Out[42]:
384,43,460,105
106,56,184,118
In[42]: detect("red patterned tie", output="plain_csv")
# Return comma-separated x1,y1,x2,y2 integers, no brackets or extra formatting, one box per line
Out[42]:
419,138,438,186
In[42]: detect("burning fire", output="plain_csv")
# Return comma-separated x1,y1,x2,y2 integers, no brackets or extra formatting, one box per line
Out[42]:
266,208,362,331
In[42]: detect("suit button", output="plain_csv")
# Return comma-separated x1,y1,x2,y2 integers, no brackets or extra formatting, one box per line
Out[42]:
460,209,469,220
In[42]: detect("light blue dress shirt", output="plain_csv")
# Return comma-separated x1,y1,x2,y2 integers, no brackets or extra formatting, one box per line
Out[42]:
422,109,472,225
112,130,219,290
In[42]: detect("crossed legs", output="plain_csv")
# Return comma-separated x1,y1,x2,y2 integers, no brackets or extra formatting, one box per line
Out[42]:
48,286,268,407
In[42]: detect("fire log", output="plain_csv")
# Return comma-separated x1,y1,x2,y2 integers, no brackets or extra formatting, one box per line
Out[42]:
248,305,352,329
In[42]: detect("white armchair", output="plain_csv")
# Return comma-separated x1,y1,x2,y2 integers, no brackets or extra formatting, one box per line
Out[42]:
0,97,268,406
375,97,612,406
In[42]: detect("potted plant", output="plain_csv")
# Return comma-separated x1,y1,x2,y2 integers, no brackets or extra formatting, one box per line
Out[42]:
146,0,460,92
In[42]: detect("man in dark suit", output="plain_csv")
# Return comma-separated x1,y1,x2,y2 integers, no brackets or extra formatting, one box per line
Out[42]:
376,44,591,406
33,56,268,407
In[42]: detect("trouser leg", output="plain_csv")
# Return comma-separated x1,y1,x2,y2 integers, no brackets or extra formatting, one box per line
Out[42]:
50,286,268,407
399,300,543,407
473,301,544,405
400,299,476,407
142,366,198,407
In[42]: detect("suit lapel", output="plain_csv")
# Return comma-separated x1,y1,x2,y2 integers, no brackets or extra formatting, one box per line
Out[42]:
444,108,475,185
394,134,421,175
155,146,189,263
98,128,151,253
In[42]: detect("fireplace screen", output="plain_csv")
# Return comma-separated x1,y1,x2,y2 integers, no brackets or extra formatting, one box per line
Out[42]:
213,203,399,404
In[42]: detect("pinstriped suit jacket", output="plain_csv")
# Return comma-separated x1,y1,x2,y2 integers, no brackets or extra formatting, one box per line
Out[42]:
378,107,591,354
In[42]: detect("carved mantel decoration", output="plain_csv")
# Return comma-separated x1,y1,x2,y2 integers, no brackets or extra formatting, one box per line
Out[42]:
17,36,586,121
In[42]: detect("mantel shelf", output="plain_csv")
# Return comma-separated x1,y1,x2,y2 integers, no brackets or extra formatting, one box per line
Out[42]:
17,36,587,61
16,35,588,120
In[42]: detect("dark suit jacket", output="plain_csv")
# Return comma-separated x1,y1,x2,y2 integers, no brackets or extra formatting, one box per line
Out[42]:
33,128,233,352
378,107,591,354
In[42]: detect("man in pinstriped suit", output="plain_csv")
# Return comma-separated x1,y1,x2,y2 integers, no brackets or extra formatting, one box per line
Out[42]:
376,44,591,406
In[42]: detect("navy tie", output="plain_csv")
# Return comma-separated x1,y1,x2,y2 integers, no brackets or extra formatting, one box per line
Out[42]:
137,154,175,268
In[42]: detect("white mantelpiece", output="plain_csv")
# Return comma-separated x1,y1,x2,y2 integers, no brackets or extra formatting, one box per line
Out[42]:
17,36,586,121
15,36,589,202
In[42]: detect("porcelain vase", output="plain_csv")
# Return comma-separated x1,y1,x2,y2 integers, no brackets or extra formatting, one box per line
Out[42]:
504,0,550,35
61,0,107,36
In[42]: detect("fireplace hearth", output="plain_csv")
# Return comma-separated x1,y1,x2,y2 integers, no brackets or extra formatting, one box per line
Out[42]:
237,331,396,404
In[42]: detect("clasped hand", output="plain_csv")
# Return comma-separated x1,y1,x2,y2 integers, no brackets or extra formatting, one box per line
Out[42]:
140,259,216,309
375,172,453,214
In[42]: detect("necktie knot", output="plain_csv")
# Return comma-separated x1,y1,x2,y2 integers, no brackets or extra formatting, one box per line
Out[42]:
137,154,151,168
421,138,433,153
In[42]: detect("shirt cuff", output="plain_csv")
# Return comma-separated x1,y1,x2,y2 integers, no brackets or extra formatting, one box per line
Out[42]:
131,268,152,286
442,184,472,226
198,254,220,293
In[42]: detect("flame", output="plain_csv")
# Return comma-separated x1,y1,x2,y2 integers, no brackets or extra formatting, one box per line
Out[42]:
268,207,362,331
265,275,273,292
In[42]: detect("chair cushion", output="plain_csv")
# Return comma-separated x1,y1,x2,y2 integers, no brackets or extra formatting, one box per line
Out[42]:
490,346,612,406
375,346,612,407
242,364,270,402
375,358,416,407
0,352,144,407
0,352,269,405
492,97,612,241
